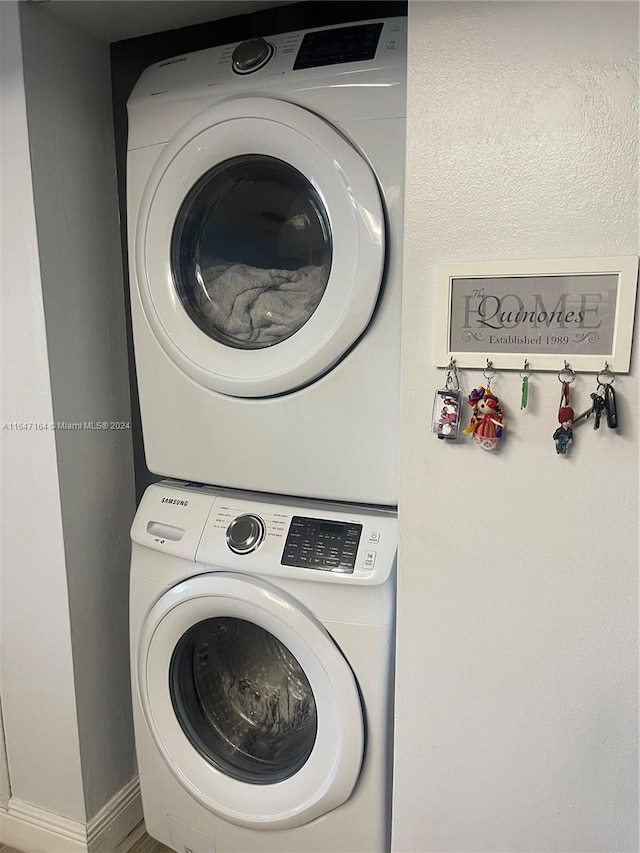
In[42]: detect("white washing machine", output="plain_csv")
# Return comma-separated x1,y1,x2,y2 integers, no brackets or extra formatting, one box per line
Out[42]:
130,481,396,853
126,18,406,505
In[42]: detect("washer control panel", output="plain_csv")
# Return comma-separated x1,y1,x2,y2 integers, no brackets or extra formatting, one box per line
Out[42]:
281,516,362,574
133,482,397,585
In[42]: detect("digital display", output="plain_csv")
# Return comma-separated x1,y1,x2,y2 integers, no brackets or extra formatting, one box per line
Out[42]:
320,521,343,534
293,23,384,71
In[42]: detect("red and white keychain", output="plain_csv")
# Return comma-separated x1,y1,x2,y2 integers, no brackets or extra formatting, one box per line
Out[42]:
463,360,505,451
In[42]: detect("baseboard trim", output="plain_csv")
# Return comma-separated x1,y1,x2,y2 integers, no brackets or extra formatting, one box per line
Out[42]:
1,798,87,852
0,776,142,853
88,776,142,853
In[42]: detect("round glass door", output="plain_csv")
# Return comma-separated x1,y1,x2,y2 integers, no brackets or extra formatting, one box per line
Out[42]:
135,98,385,397
171,155,332,349
169,616,317,784
138,573,365,829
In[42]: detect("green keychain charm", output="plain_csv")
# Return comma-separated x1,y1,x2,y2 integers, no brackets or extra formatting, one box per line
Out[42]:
520,360,531,410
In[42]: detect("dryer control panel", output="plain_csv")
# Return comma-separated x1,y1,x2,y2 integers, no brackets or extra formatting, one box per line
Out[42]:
292,22,384,70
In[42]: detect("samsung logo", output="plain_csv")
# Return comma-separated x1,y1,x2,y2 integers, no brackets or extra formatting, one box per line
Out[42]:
159,57,188,68
161,497,189,506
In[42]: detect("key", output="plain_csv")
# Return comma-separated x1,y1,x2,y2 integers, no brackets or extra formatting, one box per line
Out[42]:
590,392,605,430
573,402,593,426
604,384,618,429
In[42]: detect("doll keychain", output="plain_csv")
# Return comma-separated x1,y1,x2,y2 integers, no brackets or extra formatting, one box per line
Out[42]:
553,363,576,455
463,360,505,450
432,358,463,440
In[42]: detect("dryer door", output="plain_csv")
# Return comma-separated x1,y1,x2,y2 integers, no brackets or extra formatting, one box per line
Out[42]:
138,572,364,830
134,97,384,397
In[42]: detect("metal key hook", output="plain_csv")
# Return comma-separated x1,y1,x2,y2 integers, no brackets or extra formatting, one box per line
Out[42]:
558,360,576,385
597,361,615,387
483,359,496,388
520,358,531,379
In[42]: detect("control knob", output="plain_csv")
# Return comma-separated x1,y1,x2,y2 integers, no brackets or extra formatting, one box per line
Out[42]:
231,37,274,74
226,513,265,554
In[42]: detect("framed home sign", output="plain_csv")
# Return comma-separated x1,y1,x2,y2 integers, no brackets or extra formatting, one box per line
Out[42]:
435,256,639,372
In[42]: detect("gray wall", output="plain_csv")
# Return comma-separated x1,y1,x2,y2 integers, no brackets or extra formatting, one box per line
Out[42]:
0,0,86,821
18,2,137,821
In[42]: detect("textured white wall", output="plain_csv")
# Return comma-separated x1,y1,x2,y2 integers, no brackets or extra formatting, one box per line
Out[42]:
394,2,639,851
0,0,86,822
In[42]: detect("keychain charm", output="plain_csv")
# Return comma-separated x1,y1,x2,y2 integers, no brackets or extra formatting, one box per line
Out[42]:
553,363,576,456
553,406,575,454
520,359,531,410
463,361,505,450
432,358,463,440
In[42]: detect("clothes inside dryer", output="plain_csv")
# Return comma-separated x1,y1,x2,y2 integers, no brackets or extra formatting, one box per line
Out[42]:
171,155,332,348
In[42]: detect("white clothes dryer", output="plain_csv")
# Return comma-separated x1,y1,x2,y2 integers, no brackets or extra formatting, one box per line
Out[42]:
130,481,396,853
126,18,406,505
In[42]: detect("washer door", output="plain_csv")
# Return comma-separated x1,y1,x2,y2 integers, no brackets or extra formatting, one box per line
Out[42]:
135,97,385,397
138,573,365,830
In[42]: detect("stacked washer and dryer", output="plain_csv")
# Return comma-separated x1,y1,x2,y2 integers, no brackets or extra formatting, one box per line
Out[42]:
127,16,406,853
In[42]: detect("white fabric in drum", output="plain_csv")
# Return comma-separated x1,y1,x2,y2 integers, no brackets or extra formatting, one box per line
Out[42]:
196,261,329,344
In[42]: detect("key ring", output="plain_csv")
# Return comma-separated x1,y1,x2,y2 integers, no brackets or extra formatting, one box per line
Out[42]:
557,361,576,385
596,363,618,429
445,357,460,391
483,359,496,389
558,361,575,410
596,362,615,387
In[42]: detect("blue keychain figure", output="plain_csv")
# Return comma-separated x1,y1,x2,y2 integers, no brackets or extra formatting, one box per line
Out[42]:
553,406,575,454
553,365,576,456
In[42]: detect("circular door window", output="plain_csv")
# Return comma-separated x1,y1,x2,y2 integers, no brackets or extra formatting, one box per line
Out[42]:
138,573,364,829
169,616,317,784
135,97,385,397
171,155,332,350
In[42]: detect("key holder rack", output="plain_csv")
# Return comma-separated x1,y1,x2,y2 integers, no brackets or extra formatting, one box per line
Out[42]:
442,357,621,389
436,358,622,455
